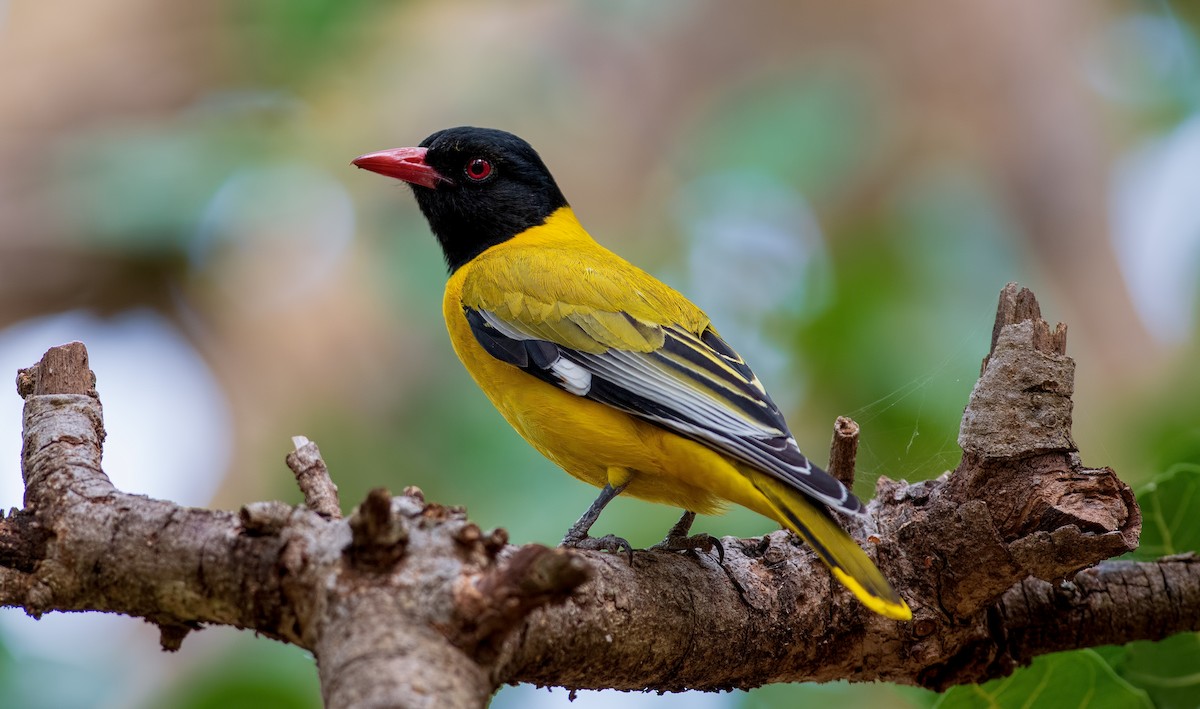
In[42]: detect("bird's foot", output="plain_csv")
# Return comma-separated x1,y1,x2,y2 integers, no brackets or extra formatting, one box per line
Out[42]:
561,531,635,564
650,532,725,564
559,482,634,562
648,510,724,563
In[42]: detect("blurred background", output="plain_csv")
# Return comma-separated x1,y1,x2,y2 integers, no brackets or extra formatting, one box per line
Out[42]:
1,0,1197,706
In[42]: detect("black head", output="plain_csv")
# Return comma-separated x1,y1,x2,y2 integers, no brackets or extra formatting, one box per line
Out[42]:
352,127,568,272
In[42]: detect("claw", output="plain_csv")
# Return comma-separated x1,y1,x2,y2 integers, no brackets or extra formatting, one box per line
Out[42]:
562,532,635,564
559,482,635,563
650,511,725,564
650,533,725,564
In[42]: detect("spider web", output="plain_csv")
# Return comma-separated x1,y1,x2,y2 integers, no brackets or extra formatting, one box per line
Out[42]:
839,326,984,486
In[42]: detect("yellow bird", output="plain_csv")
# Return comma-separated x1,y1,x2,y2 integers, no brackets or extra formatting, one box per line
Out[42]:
353,127,910,620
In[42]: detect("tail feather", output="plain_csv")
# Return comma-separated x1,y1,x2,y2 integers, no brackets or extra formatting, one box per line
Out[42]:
747,469,911,621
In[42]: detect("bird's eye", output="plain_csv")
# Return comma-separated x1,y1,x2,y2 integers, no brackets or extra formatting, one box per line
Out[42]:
465,158,493,181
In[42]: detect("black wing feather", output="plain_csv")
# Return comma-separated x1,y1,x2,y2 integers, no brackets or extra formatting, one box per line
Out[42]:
465,309,560,386
465,306,864,516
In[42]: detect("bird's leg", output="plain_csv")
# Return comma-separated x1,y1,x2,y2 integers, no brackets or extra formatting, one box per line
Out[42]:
561,482,634,562
650,510,725,564
663,509,697,538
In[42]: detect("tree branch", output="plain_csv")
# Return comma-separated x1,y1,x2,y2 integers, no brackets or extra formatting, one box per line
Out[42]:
827,415,859,490
286,436,342,519
0,284,1189,708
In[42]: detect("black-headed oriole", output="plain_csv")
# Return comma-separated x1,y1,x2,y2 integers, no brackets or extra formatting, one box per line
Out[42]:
353,127,910,620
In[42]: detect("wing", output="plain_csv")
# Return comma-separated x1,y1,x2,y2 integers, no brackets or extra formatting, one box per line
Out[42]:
464,305,864,517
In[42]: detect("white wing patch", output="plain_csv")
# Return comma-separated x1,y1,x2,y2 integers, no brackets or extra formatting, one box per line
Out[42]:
479,310,593,394
551,358,592,395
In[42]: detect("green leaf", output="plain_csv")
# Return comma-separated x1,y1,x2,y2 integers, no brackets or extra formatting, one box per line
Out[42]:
1112,632,1200,709
934,650,1152,709
1129,463,1200,560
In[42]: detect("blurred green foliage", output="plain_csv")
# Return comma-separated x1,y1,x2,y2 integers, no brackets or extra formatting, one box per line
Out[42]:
1128,464,1200,560
1109,633,1200,709
680,70,883,199
148,635,320,709
936,650,1153,709
226,0,393,86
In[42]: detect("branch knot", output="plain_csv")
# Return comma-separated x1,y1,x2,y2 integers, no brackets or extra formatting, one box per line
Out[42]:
347,488,409,569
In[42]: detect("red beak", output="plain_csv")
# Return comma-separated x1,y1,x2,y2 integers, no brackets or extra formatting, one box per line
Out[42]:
351,147,449,190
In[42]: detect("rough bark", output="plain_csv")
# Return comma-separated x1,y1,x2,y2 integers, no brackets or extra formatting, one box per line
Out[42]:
0,284,1191,708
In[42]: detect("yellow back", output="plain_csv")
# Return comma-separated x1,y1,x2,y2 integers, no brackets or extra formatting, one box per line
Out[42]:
459,208,710,353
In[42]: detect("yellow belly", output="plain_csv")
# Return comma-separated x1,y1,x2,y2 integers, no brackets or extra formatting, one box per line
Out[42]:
442,270,774,518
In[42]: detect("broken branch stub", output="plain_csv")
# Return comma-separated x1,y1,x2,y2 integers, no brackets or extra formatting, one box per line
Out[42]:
960,284,1073,458
878,283,1140,620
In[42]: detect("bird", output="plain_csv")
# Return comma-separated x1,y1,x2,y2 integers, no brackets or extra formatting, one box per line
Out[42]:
352,126,911,620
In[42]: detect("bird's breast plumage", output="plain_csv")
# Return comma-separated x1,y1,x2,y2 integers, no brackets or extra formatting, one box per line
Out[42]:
440,207,731,513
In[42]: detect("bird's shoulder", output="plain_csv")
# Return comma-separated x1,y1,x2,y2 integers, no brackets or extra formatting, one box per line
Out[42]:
458,209,709,352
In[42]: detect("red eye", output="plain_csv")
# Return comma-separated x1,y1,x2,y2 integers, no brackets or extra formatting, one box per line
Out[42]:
465,158,492,181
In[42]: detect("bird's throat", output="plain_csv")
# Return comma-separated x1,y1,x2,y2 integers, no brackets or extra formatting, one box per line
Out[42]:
431,204,581,274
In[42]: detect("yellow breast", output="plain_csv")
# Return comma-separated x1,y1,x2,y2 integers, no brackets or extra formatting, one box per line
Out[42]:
444,265,641,488
439,209,762,515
